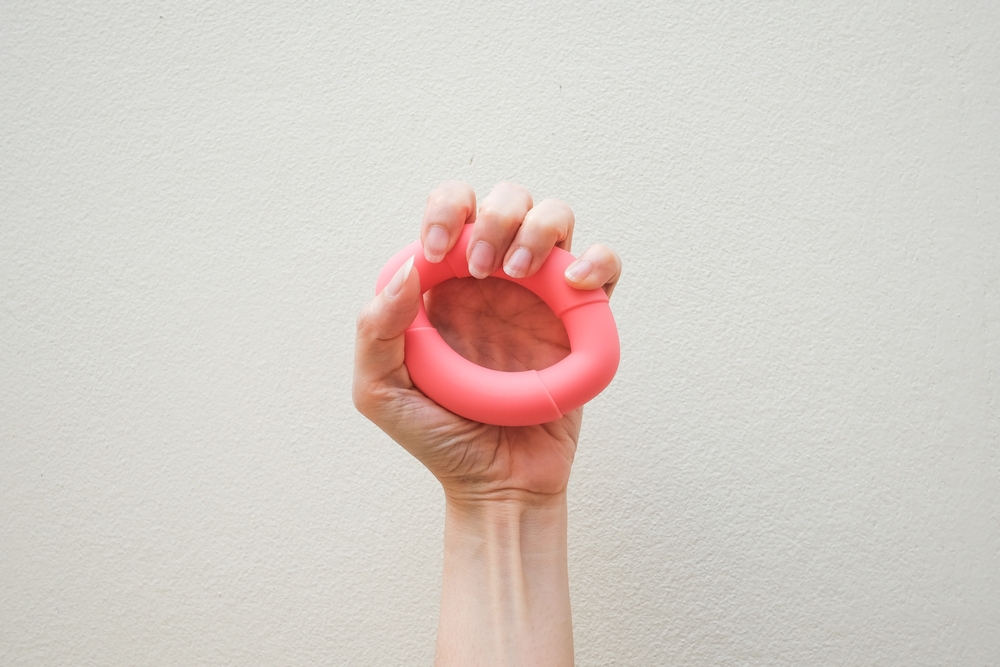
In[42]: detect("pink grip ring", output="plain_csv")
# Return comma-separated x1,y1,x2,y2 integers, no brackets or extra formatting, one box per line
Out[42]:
376,225,620,426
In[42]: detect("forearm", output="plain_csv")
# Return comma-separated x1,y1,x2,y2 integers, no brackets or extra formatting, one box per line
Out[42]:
435,492,573,667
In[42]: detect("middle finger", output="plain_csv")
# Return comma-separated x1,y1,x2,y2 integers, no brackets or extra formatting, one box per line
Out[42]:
466,182,533,279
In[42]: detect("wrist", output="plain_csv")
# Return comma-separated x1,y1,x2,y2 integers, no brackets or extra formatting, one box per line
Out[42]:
435,490,572,666
443,490,568,556
444,485,568,514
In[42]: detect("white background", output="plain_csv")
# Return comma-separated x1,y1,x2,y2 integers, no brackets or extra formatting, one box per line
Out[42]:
2,2,998,664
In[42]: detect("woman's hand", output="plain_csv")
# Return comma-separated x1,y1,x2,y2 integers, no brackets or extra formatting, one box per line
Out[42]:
354,181,622,665
353,181,621,504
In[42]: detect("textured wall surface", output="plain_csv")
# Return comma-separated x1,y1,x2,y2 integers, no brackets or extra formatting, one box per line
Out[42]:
2,2,998,665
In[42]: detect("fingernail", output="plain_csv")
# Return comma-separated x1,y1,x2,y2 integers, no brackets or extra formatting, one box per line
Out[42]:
385,256,414,298
469,241,495,279
565,259,592,283
504,247,532,278
424,225,449,262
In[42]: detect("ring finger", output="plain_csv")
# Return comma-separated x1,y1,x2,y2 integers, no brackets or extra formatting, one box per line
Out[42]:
502,198,576,279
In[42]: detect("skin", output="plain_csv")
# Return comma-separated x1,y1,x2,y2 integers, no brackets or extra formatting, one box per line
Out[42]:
353,181,621,666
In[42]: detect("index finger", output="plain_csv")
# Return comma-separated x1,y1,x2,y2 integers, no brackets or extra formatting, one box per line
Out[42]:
420,181,477,263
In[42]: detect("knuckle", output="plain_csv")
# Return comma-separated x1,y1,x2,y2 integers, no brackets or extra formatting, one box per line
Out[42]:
429,195,465,212
589,243,615,260
527,200,574,228
578,244,620,279
542,198,574,216
605,245,623,270
427,182,474,213
516,185,535,206
588,242,610,257
491,181,533,205
476,204,515,227
594,247,622,280
521,201,574,249
426,191,459,213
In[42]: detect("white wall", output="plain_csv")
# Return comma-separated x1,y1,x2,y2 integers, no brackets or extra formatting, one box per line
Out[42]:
2,2,997,665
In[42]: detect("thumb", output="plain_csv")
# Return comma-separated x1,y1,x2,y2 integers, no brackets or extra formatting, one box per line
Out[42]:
354,256,421,390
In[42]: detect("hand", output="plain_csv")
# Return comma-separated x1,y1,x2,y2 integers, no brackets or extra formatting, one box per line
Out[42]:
354,181,621,665
353,181,622,504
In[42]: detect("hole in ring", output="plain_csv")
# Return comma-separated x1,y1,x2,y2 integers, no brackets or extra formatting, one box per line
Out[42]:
423,277,570,373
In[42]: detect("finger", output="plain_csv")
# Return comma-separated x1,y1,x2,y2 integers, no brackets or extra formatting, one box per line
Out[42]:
466,182,533,279
353,257,421,416
564,244,623,298
421,181,477,263
501,198,575,279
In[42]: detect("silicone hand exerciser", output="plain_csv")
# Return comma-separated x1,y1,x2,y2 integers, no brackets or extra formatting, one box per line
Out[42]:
376,225,620,426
